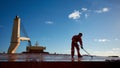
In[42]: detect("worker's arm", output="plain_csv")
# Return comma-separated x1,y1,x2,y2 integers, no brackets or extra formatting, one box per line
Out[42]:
79,38,83,49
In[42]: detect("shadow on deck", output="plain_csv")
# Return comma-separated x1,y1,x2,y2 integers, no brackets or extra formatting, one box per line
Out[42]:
0,61,120,68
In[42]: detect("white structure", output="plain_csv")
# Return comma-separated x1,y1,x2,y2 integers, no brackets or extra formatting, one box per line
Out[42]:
8,16,30,54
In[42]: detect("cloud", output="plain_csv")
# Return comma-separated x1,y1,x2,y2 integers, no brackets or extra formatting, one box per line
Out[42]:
81,8,87,11
92,51,120,56
45,21,54,24
115,38,119,41
112,48,120,51
85,14,89,19
81,8,89,19
94,38,110,42
68,10,81,20
95,7,109,13
103,8,109,12
68,7,110,21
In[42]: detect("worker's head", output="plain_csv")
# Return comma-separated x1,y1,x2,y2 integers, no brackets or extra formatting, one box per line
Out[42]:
78,33,83,36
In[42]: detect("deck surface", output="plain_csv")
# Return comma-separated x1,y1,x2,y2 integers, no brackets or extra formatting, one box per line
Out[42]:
0,54,120,68
0,53,120,62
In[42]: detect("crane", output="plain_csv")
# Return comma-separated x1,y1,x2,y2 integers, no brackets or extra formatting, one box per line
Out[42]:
7,16,32,53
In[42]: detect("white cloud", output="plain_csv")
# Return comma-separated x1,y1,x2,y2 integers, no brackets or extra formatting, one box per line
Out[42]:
102,8,109,12
85,14,89,19
81,8,89,19
112,48,120,51
94,38,110,42
45,21,54,24
92,51,120,56
115,38,119,41
81,8,87,11
68,7,109,21
95,7,109,13
68,10,81,20
95,10,102,13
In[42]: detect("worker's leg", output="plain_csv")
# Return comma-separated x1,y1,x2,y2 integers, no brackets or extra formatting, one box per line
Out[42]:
71,42,75,58
75,44,82,58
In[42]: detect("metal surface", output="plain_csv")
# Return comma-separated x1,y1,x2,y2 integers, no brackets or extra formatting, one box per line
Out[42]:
1,54,119,62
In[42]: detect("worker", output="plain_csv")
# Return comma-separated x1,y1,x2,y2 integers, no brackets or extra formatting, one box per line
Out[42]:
71,33,83,59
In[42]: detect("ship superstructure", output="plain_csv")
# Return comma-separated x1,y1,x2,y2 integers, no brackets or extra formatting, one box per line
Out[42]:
25,41,48,53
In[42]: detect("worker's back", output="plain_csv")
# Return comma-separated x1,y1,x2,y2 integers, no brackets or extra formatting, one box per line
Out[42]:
72,35,80,43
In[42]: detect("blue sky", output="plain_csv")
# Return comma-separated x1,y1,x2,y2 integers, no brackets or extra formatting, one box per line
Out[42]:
0,0,120,56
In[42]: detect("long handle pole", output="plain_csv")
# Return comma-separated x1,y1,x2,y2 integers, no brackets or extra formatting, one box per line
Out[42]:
82,48,90,55
82,48,93,58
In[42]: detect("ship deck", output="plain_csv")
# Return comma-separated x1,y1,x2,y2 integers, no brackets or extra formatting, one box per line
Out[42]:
0,54,120,68
0,53,120,62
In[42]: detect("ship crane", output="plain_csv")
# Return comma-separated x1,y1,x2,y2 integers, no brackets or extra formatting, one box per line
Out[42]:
20,22,32,46
7,16,31,53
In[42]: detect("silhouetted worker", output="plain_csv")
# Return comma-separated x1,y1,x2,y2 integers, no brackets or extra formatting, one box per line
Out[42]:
71,33,83,59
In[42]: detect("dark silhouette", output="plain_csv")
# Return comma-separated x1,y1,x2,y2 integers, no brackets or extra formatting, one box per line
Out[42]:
71,33,83,59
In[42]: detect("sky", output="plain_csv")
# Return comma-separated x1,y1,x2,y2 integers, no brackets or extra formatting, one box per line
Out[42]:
0,0,120,56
